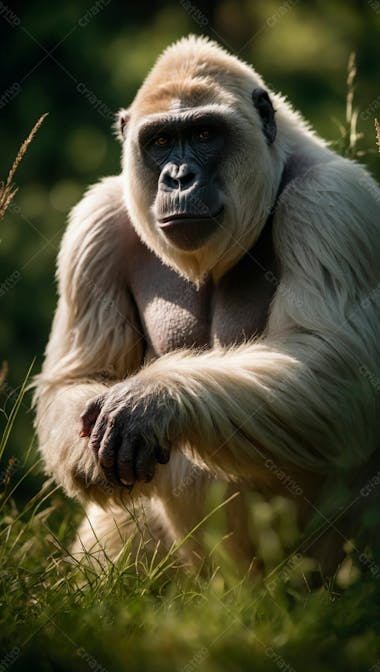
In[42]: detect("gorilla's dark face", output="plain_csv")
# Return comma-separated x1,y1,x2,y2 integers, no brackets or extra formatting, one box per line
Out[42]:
138,111,227,251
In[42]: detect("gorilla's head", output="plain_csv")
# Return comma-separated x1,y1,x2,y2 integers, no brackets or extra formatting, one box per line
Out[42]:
119,36,283,283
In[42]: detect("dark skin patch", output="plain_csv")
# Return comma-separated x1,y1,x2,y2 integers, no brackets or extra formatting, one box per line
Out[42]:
139,111,228,252
125,217,278,354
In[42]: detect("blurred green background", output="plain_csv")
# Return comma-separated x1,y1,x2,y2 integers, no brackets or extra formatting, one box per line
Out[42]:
0,0,379,488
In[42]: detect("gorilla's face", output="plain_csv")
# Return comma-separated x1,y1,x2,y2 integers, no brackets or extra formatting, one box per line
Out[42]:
137,110,228,251
121,42,279,283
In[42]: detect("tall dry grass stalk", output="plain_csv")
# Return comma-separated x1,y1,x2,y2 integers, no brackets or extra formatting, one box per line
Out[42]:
346,52,356,124
0,362,7,393
0,114,47,392
375,118,380,155
342,52,363,158
0,113,47,222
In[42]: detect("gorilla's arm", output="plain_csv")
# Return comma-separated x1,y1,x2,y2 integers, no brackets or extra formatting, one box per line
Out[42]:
84,161,380,483
34,177,144,504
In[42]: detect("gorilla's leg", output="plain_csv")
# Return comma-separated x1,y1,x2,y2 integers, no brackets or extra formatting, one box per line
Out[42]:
71,498,175,567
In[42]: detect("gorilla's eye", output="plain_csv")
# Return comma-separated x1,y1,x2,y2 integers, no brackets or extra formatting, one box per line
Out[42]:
197,127,212,142
154,134,171,147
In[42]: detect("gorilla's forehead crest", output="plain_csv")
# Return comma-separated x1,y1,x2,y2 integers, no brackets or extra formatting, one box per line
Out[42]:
133,77,235,117
131,35,257,117
168,98,183,111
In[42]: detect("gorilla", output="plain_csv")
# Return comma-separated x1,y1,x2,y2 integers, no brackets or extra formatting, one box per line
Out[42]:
35,36,380,574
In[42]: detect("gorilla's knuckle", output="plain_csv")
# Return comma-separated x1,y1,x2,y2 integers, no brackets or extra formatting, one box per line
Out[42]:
88,434,100,448
99,452,114,469
118,452,133,466
107,410,121,427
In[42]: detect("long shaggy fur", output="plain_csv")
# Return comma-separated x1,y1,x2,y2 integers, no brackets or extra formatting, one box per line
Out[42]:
35,36,380,571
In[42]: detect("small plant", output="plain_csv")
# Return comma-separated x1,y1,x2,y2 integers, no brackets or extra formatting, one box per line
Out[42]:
0,113,47,222
334,52,365,160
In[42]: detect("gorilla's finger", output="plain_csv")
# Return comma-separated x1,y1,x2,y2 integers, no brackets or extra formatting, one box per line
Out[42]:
80,395,105,437
98,417,122,469
88,412,109,457
135,445,156,483
101,464,121,487
154,443,171,464
117,435,136,486
98,423,122,485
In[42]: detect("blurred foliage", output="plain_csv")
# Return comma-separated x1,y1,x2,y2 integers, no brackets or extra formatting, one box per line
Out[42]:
0,0,379,489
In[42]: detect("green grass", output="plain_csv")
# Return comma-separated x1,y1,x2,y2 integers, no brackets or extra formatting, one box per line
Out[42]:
1,383,380,671
1,490,380,672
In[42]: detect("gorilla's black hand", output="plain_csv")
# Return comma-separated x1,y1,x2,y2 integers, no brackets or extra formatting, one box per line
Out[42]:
80,380,173,487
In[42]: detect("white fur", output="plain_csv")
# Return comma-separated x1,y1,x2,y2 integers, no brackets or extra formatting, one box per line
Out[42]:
34,36,380,571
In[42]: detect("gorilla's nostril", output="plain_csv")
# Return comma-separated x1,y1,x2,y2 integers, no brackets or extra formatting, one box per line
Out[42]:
179,171,196,188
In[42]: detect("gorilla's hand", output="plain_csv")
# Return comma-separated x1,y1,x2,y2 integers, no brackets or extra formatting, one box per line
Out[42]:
80,380,174,487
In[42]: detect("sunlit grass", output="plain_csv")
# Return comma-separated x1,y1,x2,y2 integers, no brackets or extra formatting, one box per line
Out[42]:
1,489,380,671
1,377,380,671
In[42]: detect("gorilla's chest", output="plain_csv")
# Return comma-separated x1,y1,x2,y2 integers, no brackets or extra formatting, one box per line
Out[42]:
126,230,278,354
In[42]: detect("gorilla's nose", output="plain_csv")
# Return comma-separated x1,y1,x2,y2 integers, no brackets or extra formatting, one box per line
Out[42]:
160,163,198,191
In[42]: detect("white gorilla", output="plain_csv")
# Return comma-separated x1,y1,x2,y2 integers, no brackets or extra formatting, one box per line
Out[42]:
35,36,380,574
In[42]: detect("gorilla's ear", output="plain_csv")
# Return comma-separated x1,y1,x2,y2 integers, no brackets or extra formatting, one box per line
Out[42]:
252,88,276,145
114,108,130,141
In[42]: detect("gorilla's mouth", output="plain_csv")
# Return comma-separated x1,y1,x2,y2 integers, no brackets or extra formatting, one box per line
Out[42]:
157,208,224,251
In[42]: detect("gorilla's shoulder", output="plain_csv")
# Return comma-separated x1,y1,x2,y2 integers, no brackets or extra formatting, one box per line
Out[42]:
70,175,126,226
58,175,132,281
278,153,380,217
